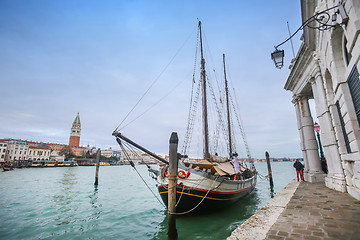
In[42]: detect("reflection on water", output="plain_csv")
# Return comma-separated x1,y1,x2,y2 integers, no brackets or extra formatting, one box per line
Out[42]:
0,162,295,240
53,168,79,227
270,186,275,198
89,186,103,221
153,188,262,239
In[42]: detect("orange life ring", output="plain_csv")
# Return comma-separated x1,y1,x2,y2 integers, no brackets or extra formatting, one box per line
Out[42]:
178,170,190,179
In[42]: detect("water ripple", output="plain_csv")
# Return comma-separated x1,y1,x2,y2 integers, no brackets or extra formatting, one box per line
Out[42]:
0,163,294,239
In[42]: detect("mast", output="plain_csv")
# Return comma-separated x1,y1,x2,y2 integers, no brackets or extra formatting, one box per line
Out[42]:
223,54,232,155
199,21,210,160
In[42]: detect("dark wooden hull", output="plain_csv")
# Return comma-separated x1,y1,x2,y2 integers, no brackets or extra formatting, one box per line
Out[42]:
3,167,13,171
158,179,256,213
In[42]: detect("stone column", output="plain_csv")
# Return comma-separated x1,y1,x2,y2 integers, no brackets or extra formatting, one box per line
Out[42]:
311,68,346,191
298,96,325,182
293,96,309,172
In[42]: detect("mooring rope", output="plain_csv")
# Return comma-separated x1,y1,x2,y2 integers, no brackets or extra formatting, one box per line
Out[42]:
117,138,166,208
169,176,221,215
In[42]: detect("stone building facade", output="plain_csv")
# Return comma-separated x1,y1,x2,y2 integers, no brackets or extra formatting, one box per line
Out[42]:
28,145,51,161
0,139,8,162
5,140,29,161
284,0,360,199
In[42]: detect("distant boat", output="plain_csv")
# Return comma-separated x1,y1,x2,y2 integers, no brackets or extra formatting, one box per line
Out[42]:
29,160,77,167
100,162,110,166
113,21,256,214
3,165,14,171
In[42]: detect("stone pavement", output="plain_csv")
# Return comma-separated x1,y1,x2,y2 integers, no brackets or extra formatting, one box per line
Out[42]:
228,179,300,240
265,181,360,240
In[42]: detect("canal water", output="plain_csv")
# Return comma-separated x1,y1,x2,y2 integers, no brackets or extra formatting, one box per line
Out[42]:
0,162,295,239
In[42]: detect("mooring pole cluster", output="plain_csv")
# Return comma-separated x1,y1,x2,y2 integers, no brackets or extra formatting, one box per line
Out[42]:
168,132,178,240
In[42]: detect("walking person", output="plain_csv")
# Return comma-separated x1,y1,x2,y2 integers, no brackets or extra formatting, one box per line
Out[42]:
293,159,304,181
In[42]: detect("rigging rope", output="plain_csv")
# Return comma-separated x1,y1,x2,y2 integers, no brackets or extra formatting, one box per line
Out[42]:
229,91,255,170
169,176,222,215
207,78,228,154
182,81,201,155
117,137,166,208
182,28,200,155
114,25,197,132
119,76,187,130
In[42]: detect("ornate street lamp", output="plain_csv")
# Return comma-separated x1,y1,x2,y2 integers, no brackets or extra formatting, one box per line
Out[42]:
271,48,285,69
271,3,348,69
314,122,328,173
314,122,325,160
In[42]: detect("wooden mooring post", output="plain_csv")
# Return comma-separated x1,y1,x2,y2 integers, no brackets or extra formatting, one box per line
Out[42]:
265,152,274,188
94,148,101,186
168,132,178,240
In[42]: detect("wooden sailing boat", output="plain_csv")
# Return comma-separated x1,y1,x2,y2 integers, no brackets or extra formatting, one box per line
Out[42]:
113,21,257,214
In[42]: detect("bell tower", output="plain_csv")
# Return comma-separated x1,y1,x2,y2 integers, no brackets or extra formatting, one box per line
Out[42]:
69,112,81,147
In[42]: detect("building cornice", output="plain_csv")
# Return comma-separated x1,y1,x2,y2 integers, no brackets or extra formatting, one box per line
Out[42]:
284,43,313,92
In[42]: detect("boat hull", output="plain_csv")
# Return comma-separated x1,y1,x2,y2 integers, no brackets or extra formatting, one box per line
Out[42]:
158,180,255,213
156,167,257,213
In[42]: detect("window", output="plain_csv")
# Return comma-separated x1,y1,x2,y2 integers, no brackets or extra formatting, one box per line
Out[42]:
336,101,351,153
347,66,360,127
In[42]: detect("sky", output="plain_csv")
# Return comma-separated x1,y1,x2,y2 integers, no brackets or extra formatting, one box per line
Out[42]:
0,0,306,159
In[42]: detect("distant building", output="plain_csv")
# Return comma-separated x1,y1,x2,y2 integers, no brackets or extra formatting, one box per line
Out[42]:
6,139,28,161
112,150,121,160
100,147,114,158
70,146,88,157
48,143,68,155
49,151,65,161
28,145,51,161
69,112,81,147
0,139,8,162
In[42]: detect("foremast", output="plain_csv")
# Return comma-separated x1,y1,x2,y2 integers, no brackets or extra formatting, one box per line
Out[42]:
199,21,210,160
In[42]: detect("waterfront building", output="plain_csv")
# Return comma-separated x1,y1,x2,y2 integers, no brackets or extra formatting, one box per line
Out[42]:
0,139,8,162
49,143,68,155
284,0,360,199
112,150,121,160
119,150,158,164
100,147,114,158
6,139,28,161
69,112,81,147
70,146,88,157
28,145,51,161
49,151,65,161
